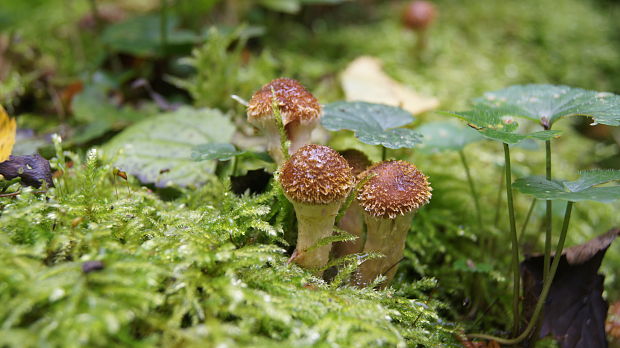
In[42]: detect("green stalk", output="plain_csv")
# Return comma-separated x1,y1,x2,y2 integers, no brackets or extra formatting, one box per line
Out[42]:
459,150,483,231
503,143,520,335
518,199,537,243
381,147,387,161
493,165,505,228
468,201,573,345
543,140,552,283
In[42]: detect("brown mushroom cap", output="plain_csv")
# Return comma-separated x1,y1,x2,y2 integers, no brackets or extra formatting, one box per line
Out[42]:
247,78,321,126
279,145,354,205
357,160,431,219
402,1,437,31
339,149,372,177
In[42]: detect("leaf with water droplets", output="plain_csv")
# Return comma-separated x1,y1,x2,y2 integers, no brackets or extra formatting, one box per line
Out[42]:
104,107,235,187
321,101,422,149
442,107,561,144
513,169,620,202
474,84,620,127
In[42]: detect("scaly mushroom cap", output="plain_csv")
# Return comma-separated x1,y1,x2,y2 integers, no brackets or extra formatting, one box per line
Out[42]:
279,145,354,205
339,149,372,177
247,78,321,126
357,160,431,219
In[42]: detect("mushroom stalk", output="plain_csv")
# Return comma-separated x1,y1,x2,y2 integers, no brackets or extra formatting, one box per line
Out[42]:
279,145,355,276
354,212,414,288
354,160,431,288
290,200,344,270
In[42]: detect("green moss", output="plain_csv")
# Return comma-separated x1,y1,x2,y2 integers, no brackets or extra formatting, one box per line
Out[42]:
0,144,457,347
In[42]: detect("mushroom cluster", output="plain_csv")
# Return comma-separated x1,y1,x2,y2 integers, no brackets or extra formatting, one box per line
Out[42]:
247,78,322,166
354,160,432,287
279,144,354,274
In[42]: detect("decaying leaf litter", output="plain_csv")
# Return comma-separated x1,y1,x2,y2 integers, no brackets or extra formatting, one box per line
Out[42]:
2,0,620,347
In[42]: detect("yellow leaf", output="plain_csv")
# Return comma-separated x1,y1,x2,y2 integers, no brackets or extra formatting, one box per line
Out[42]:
0,105,16,162
340,56,439,115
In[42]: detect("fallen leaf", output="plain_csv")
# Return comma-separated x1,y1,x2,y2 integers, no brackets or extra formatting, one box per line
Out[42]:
0,105,16,162
340,56,439,115
521,228,620,348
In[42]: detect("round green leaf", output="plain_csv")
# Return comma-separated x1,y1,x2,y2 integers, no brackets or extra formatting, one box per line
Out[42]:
416,121,483,153
322,101,422,149
475,84,620,127
104,107,235,187
192,143,243,161
513,170,620,203
442,108,561,144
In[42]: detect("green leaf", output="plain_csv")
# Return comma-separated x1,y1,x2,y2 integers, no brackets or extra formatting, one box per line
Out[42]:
475,84,620,127
442,108,561,144
416,121,483,153
322,101,422,149
513,169,620,203
103,107,235,187
192,143,243,161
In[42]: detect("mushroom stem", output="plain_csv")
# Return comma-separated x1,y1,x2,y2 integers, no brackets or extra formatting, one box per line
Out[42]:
354,211,415,288
286,120,317,155
333,201,365,258
290,200,344,273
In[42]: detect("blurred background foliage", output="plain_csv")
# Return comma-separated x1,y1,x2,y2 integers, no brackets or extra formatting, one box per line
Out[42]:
1,0,620,346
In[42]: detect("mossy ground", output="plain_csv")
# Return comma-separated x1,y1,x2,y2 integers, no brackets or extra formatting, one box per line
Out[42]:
1,0,620,346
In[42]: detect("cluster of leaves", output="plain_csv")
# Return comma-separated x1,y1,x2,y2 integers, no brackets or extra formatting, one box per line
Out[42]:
0,145,457,347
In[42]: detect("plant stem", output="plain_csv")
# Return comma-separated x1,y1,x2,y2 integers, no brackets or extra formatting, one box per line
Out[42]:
493,165,505,228
503,143,520,335
459,150,483,231
543,140,552,283
381,147,387,161
468,201,573,345
518,199,537,243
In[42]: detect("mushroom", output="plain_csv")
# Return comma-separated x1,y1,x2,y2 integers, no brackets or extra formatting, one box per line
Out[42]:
279,145,355,274
354,160,431,288
402,1,437,51
247,78,322,166
332,149,372,259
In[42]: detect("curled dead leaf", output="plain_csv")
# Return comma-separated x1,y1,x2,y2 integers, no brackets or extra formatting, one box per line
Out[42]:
340,56,439,115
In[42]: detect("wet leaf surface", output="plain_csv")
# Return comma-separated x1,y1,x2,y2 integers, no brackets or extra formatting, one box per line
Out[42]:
103,107,235,187
521,228,620,348
513,169,620,202
0,154,53,188
442,107,561,144
322,101,423,149
474,84,620,127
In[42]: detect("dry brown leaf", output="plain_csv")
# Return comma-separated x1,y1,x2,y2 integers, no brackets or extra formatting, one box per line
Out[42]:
340,56,439,115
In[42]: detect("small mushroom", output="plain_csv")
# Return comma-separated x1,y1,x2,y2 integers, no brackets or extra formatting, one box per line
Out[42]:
279,145,355,274
332,149,372,259
402,1,437,51
247,78,322,166
354,160,431,288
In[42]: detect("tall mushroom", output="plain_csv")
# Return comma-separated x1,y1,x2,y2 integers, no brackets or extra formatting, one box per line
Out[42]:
354,160,431,288
402,1,437,52
247,78,322,166
332,149,372,259
279,145,354,274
